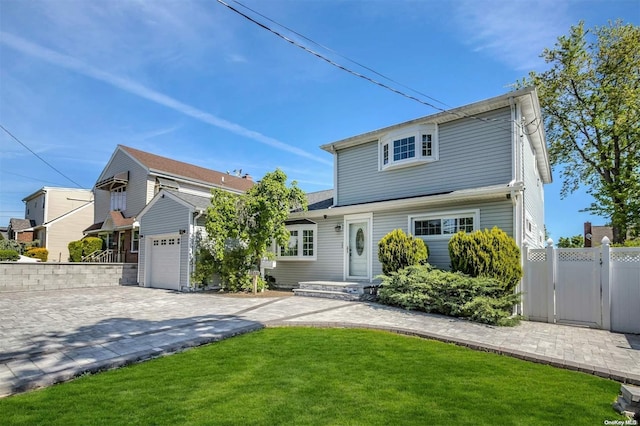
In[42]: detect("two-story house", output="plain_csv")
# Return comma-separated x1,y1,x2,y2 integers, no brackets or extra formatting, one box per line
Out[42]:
86,145,253,288
268,87,551,290
8,187,94,262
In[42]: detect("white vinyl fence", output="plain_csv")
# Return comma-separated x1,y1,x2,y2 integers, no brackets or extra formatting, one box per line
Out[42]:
523,237,640,334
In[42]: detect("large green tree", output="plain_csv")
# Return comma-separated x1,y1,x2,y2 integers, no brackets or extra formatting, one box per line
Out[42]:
198,168,307,291
525,21,639,243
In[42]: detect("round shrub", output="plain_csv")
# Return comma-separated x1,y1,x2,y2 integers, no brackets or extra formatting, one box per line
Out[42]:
0,249,20,261
378,229,429,275
25,247,48,262
68,240,83,262
448,227,522,291
82,237,104,256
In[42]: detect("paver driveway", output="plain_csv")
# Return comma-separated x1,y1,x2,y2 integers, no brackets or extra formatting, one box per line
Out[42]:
1,286,639,397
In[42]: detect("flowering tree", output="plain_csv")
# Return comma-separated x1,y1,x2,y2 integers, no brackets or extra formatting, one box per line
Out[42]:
194,169,307,291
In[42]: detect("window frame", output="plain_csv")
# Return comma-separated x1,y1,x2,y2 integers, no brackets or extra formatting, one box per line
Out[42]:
131,229,140,253
276,223,317,261
110,187,127,211
379,124,438,171
408,209,480,241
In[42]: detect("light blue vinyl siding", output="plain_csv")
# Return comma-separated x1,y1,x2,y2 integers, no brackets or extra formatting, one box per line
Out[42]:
139,196,191,288
521,132,546,247
372,200,513,271
271,200,513,284
336,108,512,206
268,218,345,288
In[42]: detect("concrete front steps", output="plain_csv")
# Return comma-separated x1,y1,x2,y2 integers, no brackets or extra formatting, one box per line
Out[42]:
293,281,378,301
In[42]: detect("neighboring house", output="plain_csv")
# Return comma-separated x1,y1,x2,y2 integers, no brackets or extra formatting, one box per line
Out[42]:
269,87,552,288
87,145,253,288
583,221,613,247
7,218,35,243
8,188,94,261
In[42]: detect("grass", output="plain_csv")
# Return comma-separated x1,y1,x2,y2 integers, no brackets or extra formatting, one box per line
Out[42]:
0,328,625,425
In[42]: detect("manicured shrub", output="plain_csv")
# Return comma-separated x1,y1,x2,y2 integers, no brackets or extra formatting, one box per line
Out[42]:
82,237,104,256
68,240,83,262
448,227,522,291
378,229,429,275
25,247,48,262
0,249,20,261
378,265,520,326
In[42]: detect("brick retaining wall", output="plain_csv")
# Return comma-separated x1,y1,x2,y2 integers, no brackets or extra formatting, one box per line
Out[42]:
0,263,138,292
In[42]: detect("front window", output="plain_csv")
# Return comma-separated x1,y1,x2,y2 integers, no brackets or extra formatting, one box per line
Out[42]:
410,210,479,239
110,187,126,211
131,230,140,253
277,224,317,260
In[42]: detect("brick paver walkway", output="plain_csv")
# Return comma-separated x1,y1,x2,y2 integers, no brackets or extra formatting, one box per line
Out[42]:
1,287,638,397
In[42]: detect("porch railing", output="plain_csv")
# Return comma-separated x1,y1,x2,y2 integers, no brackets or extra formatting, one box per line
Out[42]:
81,249,120,263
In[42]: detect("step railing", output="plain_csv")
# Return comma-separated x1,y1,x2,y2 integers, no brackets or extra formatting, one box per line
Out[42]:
81,249,119,263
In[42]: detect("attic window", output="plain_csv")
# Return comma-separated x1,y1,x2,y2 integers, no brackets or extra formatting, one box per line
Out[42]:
380,124,438,171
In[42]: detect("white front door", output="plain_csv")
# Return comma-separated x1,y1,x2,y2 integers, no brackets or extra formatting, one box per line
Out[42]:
347,219,370,280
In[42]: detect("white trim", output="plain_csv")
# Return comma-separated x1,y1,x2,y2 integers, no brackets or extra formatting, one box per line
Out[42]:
343,213,373,282
378,124,439,171
276,223,318,261
408,209,480,241
137,189,195,219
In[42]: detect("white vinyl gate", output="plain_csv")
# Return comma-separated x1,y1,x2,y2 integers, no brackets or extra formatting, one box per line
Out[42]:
524,238,640,334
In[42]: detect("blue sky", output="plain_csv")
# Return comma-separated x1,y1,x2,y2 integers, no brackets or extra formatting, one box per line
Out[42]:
0,0,638,239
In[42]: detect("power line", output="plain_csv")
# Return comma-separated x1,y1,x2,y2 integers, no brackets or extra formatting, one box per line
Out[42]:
230,0,452,111
217,0,514,132
0,124,84,188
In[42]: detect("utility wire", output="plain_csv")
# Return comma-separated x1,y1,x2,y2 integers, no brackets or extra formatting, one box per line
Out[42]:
0,124,84,188
218,0,514,131
231,0,452,111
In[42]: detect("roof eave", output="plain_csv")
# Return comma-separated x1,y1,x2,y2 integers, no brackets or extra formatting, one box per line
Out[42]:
289,184,515,219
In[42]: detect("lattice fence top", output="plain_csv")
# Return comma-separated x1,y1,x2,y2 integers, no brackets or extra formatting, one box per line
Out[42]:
557,250,595,262
611,250,640,263
527,249,546,262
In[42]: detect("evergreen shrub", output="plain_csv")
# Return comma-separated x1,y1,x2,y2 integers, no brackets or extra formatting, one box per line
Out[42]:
377,265,520,326
68,240,83,262
82,237,104,256
378,229,429,275
448,227,522,291
25,247,48,262
0,249,20,261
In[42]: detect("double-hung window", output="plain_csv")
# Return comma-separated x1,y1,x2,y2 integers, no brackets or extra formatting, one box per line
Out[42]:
380,124,438,170
277,223,317,260
110,187,127,211
410,210,479,240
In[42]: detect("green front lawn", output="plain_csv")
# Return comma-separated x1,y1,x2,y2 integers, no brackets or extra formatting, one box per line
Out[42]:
1,328,624,425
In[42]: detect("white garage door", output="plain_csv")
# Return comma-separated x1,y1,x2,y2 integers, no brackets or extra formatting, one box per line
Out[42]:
149,235,181,290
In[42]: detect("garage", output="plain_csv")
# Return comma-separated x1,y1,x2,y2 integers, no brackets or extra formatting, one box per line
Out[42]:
148,235,181,290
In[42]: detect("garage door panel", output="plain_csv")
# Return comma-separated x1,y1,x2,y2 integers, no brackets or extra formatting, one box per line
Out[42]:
149,236,180,290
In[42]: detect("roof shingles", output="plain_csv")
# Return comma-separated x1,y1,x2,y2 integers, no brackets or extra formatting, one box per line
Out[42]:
119,145,254,193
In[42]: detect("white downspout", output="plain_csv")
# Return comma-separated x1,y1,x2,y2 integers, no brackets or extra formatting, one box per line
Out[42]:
189,209,205,289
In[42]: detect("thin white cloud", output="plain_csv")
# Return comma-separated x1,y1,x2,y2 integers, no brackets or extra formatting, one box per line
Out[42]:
454,0,572,71
0,32,331,166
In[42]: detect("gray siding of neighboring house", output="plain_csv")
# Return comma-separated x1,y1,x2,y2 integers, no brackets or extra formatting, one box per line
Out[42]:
336,108,513,206
94,150,149,222
269,218,345,288
522,133,546,247
138,196,191,288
